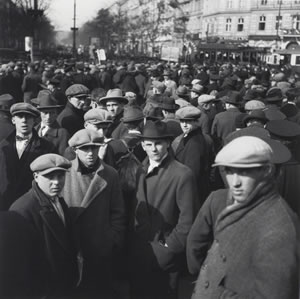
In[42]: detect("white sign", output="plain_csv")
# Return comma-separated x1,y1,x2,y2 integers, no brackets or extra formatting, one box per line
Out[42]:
96,49,106,62
161,46,180,62
25,36,33,52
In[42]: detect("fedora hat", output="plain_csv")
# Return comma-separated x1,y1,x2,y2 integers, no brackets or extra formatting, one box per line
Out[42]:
99,88,129,105
122,106,144,123
191,84,204,94
31,90,62,109
0,94,15,112
141,120,173,139
176,86,189,97
224,91,242,105
160,97,179,111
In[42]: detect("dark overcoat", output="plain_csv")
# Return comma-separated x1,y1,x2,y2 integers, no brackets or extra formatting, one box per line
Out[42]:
9,183,78,296
189,188,299,299
35,121,70,155
129,155,197,297
56,101,85,137
0,130,53,210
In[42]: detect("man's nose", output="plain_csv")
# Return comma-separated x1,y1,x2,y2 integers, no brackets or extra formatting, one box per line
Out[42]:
232,173,241,187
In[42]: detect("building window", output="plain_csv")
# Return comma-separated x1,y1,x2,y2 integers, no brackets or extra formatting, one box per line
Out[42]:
226,18,232,31
261,0,267,4
237,17,244,31
275,15,282,30
259,15,266,30
294,15,300,29
227,0,233,8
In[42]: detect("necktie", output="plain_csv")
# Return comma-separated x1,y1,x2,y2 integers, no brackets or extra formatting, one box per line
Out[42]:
16,135,30,141
39,126,48,137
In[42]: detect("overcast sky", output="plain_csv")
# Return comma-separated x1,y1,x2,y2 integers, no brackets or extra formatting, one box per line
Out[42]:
47,0,116,31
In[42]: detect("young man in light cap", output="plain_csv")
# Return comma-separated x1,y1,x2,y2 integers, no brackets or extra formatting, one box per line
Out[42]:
129,120,197,299
10,153,78,297
187,136,299,299
0,103,54,210
63,128,126,297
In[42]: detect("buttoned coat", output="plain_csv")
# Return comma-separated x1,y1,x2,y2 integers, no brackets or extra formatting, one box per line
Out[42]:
129,155,197,296
189,188,299,299
9,183,78,296
0,130,54,210
63,159,126,289
35,121,70,155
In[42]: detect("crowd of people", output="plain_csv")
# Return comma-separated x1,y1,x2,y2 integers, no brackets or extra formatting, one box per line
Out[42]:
0,57,299,299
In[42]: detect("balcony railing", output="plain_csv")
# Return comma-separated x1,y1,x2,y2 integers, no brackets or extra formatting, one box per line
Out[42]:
252,0,300,9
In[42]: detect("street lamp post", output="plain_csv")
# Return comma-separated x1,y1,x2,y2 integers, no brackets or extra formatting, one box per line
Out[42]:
71,0,78,58
28,0,43,62
276,0,282,49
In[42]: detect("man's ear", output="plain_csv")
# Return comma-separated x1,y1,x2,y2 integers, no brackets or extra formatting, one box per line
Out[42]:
33,172,39,182
11,116,16,125
263,164,275,178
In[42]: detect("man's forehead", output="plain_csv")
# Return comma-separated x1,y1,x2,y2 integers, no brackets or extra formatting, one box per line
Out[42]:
106,100,120,105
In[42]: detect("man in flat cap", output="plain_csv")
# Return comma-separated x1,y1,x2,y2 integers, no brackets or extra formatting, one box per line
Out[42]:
57,83,91,136
10,154,78,297
172,106,211,208
63,129,126,297
129,120,197,299
187,136,299,299
0,103,54,210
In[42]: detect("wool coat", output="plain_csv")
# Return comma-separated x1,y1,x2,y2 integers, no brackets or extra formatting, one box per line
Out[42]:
0,130,54,210
35,121,70,155
189,188,299,299
56,101,85,137
10,182,78,296
63,158,126,291
129,154,197,297
172,128,211,209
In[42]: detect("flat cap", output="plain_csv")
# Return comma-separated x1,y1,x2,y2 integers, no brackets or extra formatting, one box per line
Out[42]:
65,84,90,97
191,84,204,94
191,79,201,85
30,154,71,175
10,103,40,118
68,129,104,148
84,108,112,124
176,106,201,120
266,119,300,138
198,94,216,104
213,136,290,168
272,72,286,82
244,100,265,111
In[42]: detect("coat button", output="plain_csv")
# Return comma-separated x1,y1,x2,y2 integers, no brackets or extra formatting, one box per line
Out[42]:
204,281,209,288
221,254,226,262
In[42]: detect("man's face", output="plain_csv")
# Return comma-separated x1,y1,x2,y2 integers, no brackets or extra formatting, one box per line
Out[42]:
34,170,65,197
224,166,265,204
69,95,91,110
142,139,169,162
180,119,197,135
40,109,58,127
12,113,35,136
106,100,122,118
75,145,99,168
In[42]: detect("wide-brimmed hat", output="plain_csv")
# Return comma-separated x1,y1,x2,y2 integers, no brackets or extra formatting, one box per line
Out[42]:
99,88,129,105
0,94,15,112
141,120,173,139
224,91,242,105
30,154,71,175
265,87,283,103
122,106,144,123
176,86,189,97
243,110,268,125
31,90,62,109
213,135,291,167
160,97,179,111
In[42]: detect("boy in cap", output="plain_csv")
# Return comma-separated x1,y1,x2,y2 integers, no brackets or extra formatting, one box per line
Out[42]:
63,129,125,297
0,103,54,210
187,136,299,299
129,120,197,299
57,83,91,136
10,154,78,296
